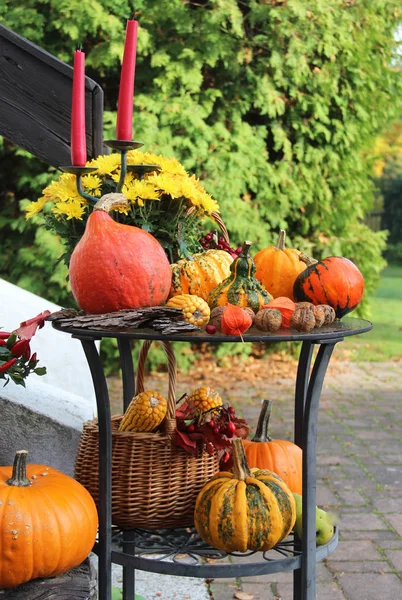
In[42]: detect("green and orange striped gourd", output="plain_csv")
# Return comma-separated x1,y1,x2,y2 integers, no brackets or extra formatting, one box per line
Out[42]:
208,241,273,313
194,438,296,553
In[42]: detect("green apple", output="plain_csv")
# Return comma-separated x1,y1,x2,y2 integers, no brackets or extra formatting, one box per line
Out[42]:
293,493,336,546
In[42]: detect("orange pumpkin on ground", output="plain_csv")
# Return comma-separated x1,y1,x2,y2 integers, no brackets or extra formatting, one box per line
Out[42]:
0,450,98,589
254,230,306,300
242,400,302,494
69,193,172,314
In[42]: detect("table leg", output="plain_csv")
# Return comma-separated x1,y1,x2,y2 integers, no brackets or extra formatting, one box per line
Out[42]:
81,338,113,600
293,340,339,600
122,531,136,600
118,338,135,411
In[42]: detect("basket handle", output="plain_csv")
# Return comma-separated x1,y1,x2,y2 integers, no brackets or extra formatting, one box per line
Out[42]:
186,206,230,245
135,340,177,435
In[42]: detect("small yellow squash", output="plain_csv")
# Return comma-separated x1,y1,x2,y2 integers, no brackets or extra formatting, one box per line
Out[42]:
167,294,210,328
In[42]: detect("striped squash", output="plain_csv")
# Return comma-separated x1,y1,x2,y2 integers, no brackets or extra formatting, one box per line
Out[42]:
169,249,233,301
293,256,364,318
194,438,296,553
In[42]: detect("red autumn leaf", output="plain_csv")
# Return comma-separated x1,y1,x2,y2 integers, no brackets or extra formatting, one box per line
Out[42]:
221,304,252,337
13,310,51,341
175,429,200,457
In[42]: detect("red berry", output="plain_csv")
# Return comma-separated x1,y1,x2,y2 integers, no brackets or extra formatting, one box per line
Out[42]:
228,406,236,415
213,426,220,435
187,424,195,433
205,324,216,335
209,419,216,428
226,421,237,434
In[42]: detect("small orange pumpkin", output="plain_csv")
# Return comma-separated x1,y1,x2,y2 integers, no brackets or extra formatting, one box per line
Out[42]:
0,450,98,589
242,400,302,494
254,230,306,300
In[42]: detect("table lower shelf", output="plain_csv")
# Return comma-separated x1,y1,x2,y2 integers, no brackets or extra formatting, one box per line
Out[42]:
94,526,339,578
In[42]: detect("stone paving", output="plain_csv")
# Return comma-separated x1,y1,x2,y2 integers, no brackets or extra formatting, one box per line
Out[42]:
108,355,402,600
206,359,402,600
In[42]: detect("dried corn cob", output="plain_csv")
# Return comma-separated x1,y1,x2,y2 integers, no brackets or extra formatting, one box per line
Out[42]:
119,390,167,432
186,386,223,414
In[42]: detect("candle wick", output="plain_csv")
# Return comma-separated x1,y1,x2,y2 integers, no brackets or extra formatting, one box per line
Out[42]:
76,44,82,52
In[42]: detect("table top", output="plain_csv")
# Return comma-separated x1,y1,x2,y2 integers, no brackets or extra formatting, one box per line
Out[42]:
53,316,373,343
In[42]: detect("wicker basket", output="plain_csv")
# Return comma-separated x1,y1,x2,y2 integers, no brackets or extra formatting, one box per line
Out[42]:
75,340,220,530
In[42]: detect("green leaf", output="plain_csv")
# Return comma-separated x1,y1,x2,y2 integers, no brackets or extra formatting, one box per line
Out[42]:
34,367,47,376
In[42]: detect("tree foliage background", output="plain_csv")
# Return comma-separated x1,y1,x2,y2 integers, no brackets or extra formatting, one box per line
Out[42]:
1,0,401,318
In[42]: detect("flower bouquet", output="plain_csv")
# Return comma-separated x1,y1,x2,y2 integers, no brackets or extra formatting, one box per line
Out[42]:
25,149,222,264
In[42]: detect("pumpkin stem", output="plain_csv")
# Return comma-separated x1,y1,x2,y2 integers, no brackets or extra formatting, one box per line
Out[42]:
231,438,252,480
299,252,318,267
93,193,129,214
240,240,252,257
6,450,32,487
275,230,286,251
253,400,273,442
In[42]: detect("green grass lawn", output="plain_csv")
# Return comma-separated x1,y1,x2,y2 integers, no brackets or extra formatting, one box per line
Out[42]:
341,264,402,361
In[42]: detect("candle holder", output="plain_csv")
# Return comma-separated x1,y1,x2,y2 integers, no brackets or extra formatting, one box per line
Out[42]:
127,164,161,180
59,165,98,204
61,141,162,203
104,140,145,192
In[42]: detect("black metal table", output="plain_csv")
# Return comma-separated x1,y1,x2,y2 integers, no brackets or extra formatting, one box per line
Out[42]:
53,317,372,600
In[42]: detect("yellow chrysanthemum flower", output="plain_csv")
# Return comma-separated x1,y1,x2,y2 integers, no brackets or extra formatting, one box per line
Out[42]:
90,154,121,175
24,196,49,218
82,174,103,195
53,200,86,220
26,150,220,223
123,180,161,203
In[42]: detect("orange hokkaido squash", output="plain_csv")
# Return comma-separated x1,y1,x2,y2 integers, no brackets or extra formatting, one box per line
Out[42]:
0,450,98,589
69,193,172,314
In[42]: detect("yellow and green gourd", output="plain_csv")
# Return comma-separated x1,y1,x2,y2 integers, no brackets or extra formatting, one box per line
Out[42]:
208,241,273,312
194,438,296,553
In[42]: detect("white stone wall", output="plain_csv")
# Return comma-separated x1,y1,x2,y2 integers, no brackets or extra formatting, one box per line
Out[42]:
0,278,97,404
0,278,98,474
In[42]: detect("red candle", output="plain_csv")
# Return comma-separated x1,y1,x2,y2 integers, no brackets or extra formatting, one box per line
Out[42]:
71,49,87,166
116,19,139,141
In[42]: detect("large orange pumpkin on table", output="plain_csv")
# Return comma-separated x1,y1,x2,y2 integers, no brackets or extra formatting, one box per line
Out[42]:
69,193,172,314
242,400,302,494
254,230,306,300
293,255,364,318
0,450,98,589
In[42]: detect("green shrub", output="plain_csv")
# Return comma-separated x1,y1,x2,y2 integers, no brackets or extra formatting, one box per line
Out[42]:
1,0,401,370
